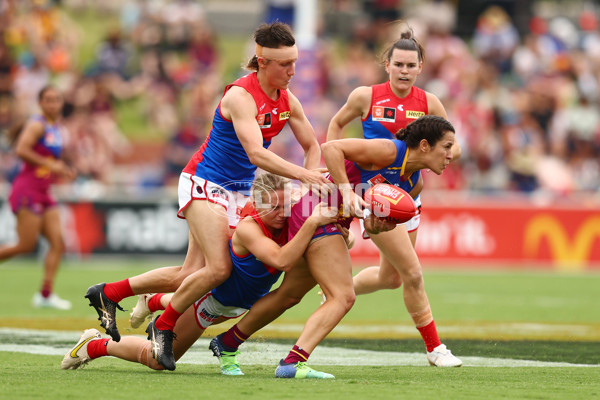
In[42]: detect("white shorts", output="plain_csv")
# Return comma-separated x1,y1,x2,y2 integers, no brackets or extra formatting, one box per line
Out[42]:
193,292,247,330
361,196,422,239
177,172,249,228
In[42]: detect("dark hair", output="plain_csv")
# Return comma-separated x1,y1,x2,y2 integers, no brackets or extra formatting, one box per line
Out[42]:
38,84,60,101
395,115,454,148
245,22,296,71
381,25,425,64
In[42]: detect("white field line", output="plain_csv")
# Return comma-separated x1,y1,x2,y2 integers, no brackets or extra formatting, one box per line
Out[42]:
0,328,597,368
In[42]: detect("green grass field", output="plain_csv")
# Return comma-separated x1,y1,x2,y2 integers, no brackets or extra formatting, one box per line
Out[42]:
1,258,599,399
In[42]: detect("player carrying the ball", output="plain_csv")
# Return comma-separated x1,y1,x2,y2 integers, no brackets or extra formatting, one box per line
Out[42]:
207,115,460,379
325,25,462,367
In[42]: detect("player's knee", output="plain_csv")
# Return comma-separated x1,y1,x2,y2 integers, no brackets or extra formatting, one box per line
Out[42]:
386,273,403,290
209,267,231,285
138,342,164,370
48,239,65,254
280,294,303,309
343,292,356,312
16,240,37,254
402,269,424,290
331,290,355,313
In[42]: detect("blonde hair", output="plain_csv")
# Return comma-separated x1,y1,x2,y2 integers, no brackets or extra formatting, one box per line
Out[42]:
251,173,290,206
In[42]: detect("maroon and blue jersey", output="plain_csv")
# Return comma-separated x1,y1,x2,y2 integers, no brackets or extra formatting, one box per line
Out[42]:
183,72,291,192
350,139,420,195
361,83,428,140
13,115,64,190
211,207,288,309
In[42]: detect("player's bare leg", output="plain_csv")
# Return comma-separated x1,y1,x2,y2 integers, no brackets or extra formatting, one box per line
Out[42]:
275,235,354,379
148,200,232,370
352,227,418,294
371,225,461,367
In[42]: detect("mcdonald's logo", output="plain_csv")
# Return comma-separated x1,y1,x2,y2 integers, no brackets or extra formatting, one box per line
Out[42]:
524,214,600,270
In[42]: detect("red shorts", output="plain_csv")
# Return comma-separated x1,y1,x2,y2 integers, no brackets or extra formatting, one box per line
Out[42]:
8,180,56,215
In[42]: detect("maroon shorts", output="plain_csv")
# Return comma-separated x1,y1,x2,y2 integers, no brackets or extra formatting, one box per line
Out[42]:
288,191,352,241
8,180,57,215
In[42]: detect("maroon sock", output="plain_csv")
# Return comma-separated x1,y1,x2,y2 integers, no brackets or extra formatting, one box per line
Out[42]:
417,320,442,352
103,279,134,303
41,280,52,298
87,338,110,359
155,304,182,331
221,325,249,351
283,345,310,364
148,293,166,312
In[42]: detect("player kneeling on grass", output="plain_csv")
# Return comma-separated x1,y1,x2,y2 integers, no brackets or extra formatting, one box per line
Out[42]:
61,173,338,373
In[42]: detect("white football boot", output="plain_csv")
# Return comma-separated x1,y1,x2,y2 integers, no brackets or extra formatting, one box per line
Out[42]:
130,293,155,329
61,329,102,370
32,292,72,310
427,344,463,367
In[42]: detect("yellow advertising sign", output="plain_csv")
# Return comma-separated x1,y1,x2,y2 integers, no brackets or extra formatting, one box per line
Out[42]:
524,214,600,271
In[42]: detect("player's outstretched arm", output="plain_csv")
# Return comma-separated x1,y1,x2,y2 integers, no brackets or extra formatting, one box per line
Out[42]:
224,87,329,187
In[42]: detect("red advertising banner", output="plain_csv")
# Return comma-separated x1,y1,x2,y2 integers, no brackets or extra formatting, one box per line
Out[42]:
348,201,600,270
1,199,598,270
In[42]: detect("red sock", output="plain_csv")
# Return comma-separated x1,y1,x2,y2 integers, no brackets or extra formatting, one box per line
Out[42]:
87,338,110,359
41,280,52,298
221,324,249,351
417,320,442,352
148,293,166,312
103,279,134,303
283,345,310,364
155,304,182,331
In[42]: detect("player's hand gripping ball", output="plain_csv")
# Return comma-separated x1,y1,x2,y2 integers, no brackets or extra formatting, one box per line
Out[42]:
363,184,418,224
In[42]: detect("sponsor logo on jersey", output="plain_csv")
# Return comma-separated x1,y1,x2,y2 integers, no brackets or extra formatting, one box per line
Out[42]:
279,111,290,121
372,106,396,122
257,113,272,128
406,110,425,119
376,98,390,105
397,104,404,111
367,174,391,186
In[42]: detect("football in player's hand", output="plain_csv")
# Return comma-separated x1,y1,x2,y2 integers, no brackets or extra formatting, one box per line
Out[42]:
363,184,418,224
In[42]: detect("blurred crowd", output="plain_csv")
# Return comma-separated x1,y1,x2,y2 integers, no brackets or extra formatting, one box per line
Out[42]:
0,0,599,199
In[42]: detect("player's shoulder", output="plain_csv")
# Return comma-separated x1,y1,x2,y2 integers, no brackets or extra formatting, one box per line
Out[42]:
221,85,256,116
347,86,373,106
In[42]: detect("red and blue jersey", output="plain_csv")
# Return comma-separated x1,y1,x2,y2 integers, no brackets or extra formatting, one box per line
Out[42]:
211,207,288,309
183,73,291,192
13,115,64,190
361,82,428,139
